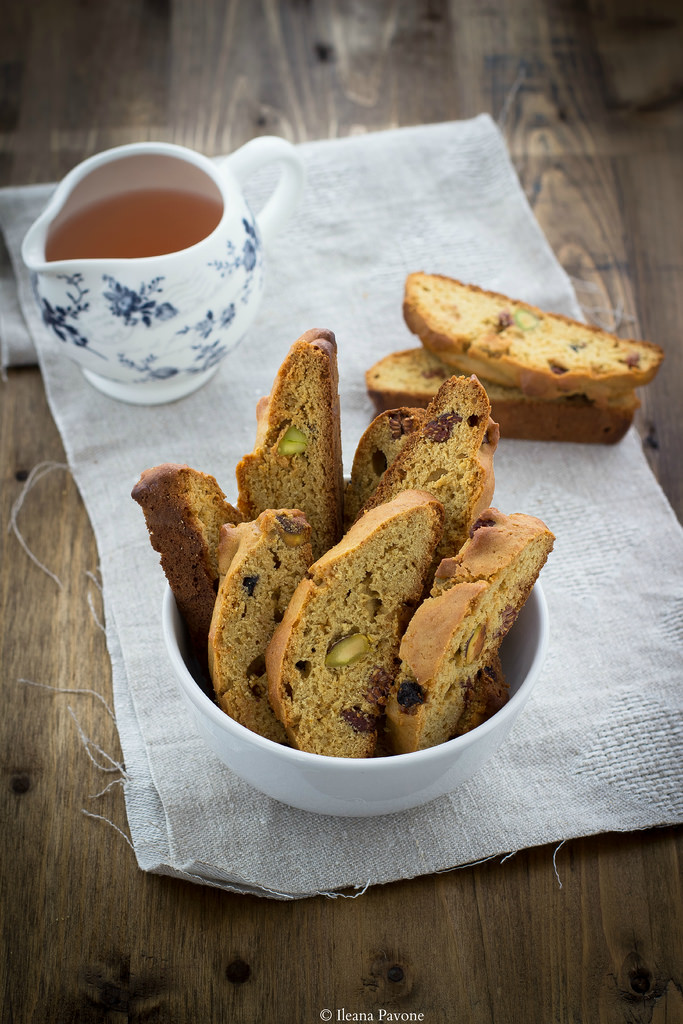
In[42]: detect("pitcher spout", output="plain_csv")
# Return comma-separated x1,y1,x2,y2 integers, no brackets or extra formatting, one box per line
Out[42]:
21,206,53,273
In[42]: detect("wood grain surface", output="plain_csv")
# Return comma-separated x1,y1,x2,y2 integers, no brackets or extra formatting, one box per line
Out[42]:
1,2,681,1022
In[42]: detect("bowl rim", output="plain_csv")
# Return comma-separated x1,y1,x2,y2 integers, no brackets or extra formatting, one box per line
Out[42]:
162,580,549,771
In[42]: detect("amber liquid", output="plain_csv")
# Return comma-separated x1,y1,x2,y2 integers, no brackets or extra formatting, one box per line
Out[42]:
45,188,224,261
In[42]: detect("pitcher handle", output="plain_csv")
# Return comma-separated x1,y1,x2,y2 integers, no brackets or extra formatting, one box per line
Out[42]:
222,136,304,246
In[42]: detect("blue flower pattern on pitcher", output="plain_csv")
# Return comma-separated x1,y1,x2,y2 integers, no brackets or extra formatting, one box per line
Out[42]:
176,303,236,340
118,352,179,381
102,275,178,327
34,272,107,360
209,217,262,305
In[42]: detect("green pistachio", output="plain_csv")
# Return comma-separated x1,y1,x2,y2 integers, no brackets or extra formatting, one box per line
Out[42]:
325,633,371,668
278,426,308,456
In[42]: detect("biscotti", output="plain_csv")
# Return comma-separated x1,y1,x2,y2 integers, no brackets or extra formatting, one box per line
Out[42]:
208,509,313,743
386,507,554,753
356,375,499,563
132,463,243,671
403,273,664,406
235,328,344,560
452,654,509,737
343,406,426,529
266,490,445,757
365,347,639,444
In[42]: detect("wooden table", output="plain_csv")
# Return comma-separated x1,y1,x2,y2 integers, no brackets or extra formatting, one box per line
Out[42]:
2,2,681,1021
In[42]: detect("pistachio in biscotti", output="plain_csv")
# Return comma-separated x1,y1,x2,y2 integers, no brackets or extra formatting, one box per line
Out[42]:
325,633,371,668
277,425,308,455
513,308,540,331
464,622,487,664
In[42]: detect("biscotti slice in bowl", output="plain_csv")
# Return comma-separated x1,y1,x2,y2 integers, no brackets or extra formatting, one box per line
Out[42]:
386,507,554,753
356,374,499,562
451,653,509,738
208,509,313,743
403,272,664,405
235,328,344,560
132,463,243,673
343,406,426,529
266,489,445,758
365,347,639,444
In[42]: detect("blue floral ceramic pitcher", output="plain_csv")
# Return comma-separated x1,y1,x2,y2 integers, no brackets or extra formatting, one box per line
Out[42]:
21,138,304,404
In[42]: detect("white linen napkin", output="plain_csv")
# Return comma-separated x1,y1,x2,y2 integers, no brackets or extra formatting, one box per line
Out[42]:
2,114,681,899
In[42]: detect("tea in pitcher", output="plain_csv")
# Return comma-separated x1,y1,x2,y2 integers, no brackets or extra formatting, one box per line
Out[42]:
45,188,224,261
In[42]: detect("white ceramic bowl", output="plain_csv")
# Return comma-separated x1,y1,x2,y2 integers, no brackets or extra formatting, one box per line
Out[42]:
162,583,549,816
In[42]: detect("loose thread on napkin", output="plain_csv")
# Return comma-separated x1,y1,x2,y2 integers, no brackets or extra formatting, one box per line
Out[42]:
10,461,108,632
8,460,70,589
18,677,116,720
17,676,137,857
85,569,106,633
81,810,136,852
67,705,128,775
89,777,126,800
552,840,567,889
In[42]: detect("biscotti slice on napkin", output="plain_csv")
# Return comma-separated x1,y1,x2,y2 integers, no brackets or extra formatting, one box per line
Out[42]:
235,328,344,561
356,375,499,562
266,490,445,758
365,347,639,444
208,509,313,743
386,507,554,753
343,406,426,529
403,272,664,406
131,464,243,673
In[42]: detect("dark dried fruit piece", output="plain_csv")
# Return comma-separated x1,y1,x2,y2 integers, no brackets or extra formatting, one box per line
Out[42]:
497,309,513,329
421,367,449,380
494,604,518,639
340,707,377,733
242,575,259,596
365,666,393,707
469,516,497,537
549,363,568,375
624,352,641,368
424,410,462,442
396,680,425,711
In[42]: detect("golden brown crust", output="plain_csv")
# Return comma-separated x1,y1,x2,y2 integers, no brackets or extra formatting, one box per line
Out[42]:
365,347,638,444
131,463,243,671
235,328,344,560
357,375,498,562
266,490,445,757
403,273,664,405
208,509,313,743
